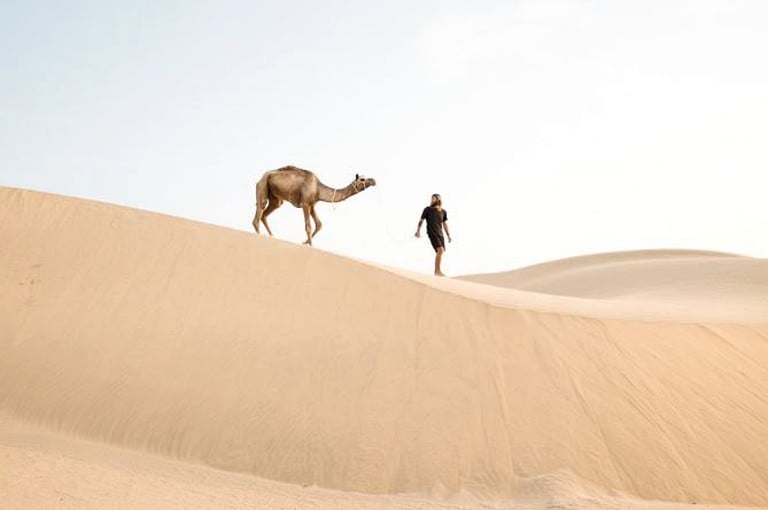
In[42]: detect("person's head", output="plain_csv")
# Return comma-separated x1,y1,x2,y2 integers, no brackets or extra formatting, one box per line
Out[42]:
430,193,442,207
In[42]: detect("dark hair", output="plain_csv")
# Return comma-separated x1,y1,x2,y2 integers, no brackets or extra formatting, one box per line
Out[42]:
432,194,442,207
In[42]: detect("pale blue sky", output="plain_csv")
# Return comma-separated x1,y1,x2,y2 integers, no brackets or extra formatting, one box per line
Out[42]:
2,1,767,275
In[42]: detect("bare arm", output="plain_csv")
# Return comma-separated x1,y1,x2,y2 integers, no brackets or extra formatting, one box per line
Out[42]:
415,217,424,237
443,221,452,242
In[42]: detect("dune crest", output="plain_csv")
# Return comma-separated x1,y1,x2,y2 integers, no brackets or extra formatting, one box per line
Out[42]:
461,249,766,301
1,187,767,507
454,249,768,323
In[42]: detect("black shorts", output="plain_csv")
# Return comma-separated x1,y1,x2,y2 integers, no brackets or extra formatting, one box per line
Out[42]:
428,233,445,251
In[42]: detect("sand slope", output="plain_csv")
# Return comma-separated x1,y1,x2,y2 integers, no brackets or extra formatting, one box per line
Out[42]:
461,248,768,302
1,187,767,507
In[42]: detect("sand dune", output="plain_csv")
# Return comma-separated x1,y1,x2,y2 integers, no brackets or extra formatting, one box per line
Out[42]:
461,248,765,299
459,249,768,323
1,187,767,508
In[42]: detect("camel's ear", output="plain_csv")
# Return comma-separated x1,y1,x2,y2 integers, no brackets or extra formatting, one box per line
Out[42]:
355,173,360,180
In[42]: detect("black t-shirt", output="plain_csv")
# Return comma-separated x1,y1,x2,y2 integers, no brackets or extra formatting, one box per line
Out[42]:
421,206,447,238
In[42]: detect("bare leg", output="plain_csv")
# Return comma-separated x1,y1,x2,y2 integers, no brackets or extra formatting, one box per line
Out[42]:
310,205,322,239
302,205,313,245
260,198,281,237
434,247,445,276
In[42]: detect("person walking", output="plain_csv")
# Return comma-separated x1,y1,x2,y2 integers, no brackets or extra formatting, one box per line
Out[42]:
415,193,452,276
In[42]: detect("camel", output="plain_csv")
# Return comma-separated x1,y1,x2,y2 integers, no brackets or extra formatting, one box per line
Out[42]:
252,166,376,245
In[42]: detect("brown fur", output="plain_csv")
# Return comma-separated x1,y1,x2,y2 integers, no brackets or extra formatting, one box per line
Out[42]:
252,166,376,245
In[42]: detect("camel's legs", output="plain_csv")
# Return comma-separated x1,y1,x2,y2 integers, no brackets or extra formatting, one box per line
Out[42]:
302,205,313,245
252,209,261,233
259,198,281,236
252,201,265,233
310,205,322,239
253,180,270,234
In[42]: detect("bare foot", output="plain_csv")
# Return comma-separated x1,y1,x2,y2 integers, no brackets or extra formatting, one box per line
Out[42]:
435,272,446,277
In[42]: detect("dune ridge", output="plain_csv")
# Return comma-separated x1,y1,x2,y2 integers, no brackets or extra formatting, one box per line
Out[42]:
461,249,765,299
1,186,767,507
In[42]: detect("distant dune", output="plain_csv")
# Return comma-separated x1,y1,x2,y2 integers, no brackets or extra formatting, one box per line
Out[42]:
460,249,768,322
1,187,767,509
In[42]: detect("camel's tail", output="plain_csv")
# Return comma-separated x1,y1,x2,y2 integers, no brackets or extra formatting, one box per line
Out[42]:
255,172,271,208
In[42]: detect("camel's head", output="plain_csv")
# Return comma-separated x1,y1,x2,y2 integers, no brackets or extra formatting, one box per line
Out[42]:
354,173,376,190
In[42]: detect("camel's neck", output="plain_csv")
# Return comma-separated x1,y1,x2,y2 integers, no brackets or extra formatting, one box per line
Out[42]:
318,182,359,203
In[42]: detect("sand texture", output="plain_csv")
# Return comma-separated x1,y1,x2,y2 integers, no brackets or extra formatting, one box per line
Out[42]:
2,187,767,508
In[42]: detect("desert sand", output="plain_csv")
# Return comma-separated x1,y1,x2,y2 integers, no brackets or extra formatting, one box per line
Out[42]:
1,186,767,509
